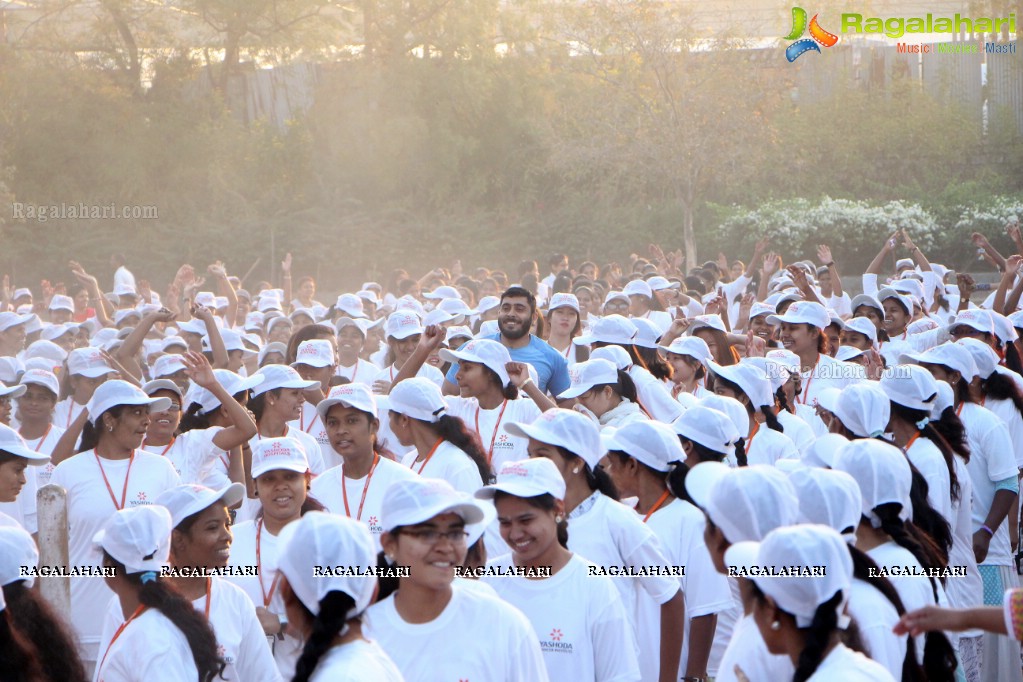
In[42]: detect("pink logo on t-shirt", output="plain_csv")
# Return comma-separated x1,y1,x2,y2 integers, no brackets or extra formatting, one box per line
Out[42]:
549,628,563,641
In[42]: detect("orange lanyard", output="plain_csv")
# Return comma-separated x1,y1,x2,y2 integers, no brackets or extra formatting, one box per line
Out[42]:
255,519,282,608
475,400,509,464
143,437,175,456
342,453,380,520
95,452,135,511
797,355,820,405
97,604,147,677
298,407,315,433
414,439,444,475
642,490,672,523
65,402,83,429
748,420,761,444
26,424,52,451
903,430,921,452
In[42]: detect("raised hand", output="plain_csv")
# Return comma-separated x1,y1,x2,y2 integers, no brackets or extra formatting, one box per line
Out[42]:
181,350,217,388
745,329,766,358
762,253,780,278
505,361,532,388
816,245,833,265
207,261,228,279
419,324,446,352
281,253,292,275
957,273,976,298
971,232,988,248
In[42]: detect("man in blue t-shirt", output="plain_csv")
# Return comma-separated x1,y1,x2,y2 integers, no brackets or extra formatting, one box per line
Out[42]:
444,286,571,399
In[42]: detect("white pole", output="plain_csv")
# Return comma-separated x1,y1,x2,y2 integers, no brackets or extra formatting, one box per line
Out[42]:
36,483,70,615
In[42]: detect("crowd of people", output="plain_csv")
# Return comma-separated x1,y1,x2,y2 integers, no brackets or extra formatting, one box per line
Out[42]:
3,227,1023,681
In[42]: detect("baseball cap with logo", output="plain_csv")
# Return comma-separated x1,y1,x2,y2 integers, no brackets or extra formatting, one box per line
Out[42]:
439,338,512,388
381,477,484,532
658,336,712,365
558,359,619,400
292,340,336,369
476,458,567,500
0,526,39,588
278,512,378,618
87,380,172,424
93,505,172,574
573,315,638,347
316,383,378,421
671,405,739,455
748,302,776,320
251,364,320,397
0,424,48,463
602,421,684,473
766,301,830,329
251,437,310,478
156,483,245,528
548,293,580,313
900,343,978,382
385,312,424,340
19,369,59,397
950,308,995,336
506,408,604,469
389,378,449,423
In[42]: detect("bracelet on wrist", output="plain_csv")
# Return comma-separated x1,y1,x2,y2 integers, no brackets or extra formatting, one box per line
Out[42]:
981,524,995,536
520,377,534,390
825,261,835,267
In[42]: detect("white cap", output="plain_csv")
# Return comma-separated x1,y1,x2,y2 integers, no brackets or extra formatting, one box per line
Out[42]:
0,525,39,588
725,525,852,628
251,437,310,478
381,478,484,532
335,294,367,319
989,312,1018,345
699,394,750,442
1009,310,1023,330
385,312,424,340
0,312,32,333
630,318,662,350
832,438,912,527
252,364,320,397
622,279,653,299
113,309,142,327
895,258,914,272
850,294,884,316
955,338,999,379
156,483,245,528
602,421,684,472
438,298,476,319
933,381,954,418
293,340,335,369
879,364,938,412
478,320,499,337
92,505,172,575
187,369,264,415
357,289,381,306
214,296,229,310
814,387,842,415
257,297,282,313
244,312,265,332
950,308,994,336
789,467,862,541
25,340,66,365
744,357,788,392
160,336,188,353
685,462,799,542
558,359,619,399
685,314,727,335
907,318,939,335
764,349,800,374
396,296,426,317
142,379,183,400
833,383,890,439
749,302,776,320
590,345,633,370
152,354,188,379
670,405,739,455
439,338,512,388
877,288,913,315
11,288,30,301
840,317,878,345
445,326,474,345
41,323,77,342
548,293,580,313
290,308,316,323
901,343,978,382
389,378,448,423
766,300,829,329
658,336,712,364
647,276,679,291
801,433,849,469
67,347,115,378
708,361,773,409
506,408,604,468
423,308,457,327
602,291,629,310
424,286,460,301
19,368,59,397
214,329,257,358
0,424,48,464
278,512,378,617
316,383,378,421
476,296,500,314
0,358,20,385
466,502,497,548
834,346,866,363
476,458,567,500
573,315,638,346
257,342,288,367
86,380,171,425
48,294,74,312
265,318,291,338
334,317,368,339
194,292,216,308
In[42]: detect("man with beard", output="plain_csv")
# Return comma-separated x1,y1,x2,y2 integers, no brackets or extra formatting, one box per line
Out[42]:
443,286,570,398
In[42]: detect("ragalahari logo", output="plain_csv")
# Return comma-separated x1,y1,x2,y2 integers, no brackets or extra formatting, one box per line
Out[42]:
784,7,839,62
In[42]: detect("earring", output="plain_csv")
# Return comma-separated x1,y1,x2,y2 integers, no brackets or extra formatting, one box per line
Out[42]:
555,515,564,523
107,425,114,432
572,467,581,475
770,621,780,631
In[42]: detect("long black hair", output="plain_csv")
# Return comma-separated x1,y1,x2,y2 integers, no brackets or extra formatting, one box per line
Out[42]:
408,413,494,484
553,444,618,500
0,609,46,682
713,375,784,434
981,370,1023,422
890,401,960,504
289,589,357,682
102,553,226,682
748,583,844,682
2,581,87,682
587,369,640,405
78,405,128,453
929,406,970,463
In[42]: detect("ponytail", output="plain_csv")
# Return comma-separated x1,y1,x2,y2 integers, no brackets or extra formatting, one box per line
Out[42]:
291,590,357,682
872,505,947,596
431,415,494,484
1005,342,1023,376
891,402,960,505
761,406,784,433
666,462,689,501
981,371,1023,421
3,582,87,682
775,386,792,415
178,402,211,434
930,407,970,464
635,346,672,382
104,554,225,682
905,468,953,565
792,591,843,682
734,437,748,467
558,445,619,500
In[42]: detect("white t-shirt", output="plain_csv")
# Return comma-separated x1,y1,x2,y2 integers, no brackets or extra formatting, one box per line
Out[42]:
904,436,952,525
249,428,325,475
985,396,1023,468
945,455,984,633
94,604,197,682
335,358,382,385
54,396,88,432
633,310,672,336
363,581,549,682
51,450,181,662
793,354,862,409
309,456,419,549
0,457,39,533
846,579,904,679
807,642,896,681
716,612,794,682
743,427,798,466
643,499,732,680
445,396,541,473
308,639,404,682
198,577,282,682
22,422,65,488
288,401,337,470
567,492,680,674
399,440,483,495
483,554,641,682
141,427,225,486
776,409,815,457
959,401,1019,567
225,517,303,680
373,364,445,392
867,540,940,663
